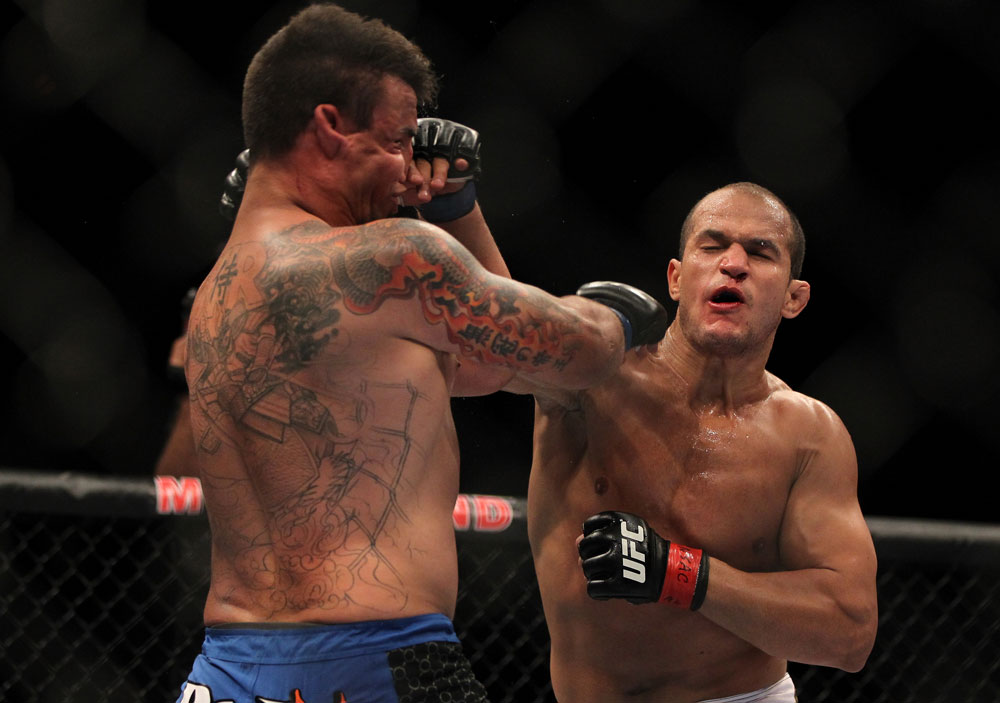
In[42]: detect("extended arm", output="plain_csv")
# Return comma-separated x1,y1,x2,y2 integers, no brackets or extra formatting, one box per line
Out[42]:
404,120,670,394
341,218,634,391
434,203,518,397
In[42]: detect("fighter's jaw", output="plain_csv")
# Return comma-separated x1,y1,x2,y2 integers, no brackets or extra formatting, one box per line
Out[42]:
688,302,754,349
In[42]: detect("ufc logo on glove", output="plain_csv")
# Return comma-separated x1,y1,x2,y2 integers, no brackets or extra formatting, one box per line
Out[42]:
620,520,647,583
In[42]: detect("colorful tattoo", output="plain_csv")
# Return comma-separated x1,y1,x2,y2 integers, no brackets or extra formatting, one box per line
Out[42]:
186,218,581,613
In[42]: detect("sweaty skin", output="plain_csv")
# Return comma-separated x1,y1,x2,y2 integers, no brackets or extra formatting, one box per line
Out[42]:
185,76,627,627
526,187,877,702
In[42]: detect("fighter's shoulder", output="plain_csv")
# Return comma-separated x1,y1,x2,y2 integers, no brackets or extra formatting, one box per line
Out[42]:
235,217,458,267
766,377,849,438
357,216,451,241
766,383,859,490
247,216,441,245
345,217,473,259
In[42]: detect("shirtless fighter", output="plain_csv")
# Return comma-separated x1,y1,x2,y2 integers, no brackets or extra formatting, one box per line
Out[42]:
526,183,878,702
174,4,668,702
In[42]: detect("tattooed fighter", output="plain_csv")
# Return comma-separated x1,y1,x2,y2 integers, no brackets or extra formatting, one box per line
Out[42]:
175,4,668,703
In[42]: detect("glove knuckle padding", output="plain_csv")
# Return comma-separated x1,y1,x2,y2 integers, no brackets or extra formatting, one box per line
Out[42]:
582,512,615,534
235,148,250,173
577,534,609,562
225,168,245,191
219,149,250,222
575,281,670,347
414,117,482,180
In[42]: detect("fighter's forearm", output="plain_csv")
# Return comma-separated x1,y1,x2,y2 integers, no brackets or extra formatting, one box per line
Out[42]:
434,201,515,396
432,203,511,279
698,559,877,672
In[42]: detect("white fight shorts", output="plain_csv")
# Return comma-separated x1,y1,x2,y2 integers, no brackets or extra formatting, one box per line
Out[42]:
698,673,796,703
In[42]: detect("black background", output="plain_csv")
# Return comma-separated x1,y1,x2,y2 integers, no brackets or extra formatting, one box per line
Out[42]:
1,0,998,522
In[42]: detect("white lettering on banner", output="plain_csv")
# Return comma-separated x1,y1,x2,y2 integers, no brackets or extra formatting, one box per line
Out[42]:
155,476,204,515
451,495,514,532
473,495,513,532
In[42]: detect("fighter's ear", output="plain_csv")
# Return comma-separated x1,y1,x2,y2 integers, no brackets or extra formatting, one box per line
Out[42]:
313,104,349,158
781,279,810,319
667,259,682,302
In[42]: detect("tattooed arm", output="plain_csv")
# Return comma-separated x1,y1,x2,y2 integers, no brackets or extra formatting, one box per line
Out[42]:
430,204,520,396
433,203,510,280
331,218,626,394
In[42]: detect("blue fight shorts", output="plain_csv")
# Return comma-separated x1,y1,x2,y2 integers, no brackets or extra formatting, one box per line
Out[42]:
175,613,490,703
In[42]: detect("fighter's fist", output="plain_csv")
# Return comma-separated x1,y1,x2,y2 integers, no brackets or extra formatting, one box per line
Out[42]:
413,117,481,182
576,282,670,349
578,511,709,610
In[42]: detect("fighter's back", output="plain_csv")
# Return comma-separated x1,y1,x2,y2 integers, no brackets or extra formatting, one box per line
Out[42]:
186,215,467,626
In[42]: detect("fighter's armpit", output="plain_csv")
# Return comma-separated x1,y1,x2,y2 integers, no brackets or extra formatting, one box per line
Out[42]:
505,374,584,413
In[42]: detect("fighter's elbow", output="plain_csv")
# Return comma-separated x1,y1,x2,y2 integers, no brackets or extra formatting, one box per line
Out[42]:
837,637,874,673
541,297,626,389
832,604,878,673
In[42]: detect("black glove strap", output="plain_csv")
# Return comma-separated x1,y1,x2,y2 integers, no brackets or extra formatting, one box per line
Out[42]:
418,181,477,223
690,552,710,611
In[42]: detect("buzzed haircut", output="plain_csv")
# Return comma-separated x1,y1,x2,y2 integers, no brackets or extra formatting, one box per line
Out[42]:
679,182,806,279
242,2,439,160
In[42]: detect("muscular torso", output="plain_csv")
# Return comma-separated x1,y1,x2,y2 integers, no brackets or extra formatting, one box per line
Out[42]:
186,220,463,625
529,351,807,701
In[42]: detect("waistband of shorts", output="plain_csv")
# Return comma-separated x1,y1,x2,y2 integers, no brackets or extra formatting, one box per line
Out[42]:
201,613,459,664
697,673,795,703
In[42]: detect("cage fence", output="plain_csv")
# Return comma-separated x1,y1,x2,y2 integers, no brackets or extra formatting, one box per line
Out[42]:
1,470,998,703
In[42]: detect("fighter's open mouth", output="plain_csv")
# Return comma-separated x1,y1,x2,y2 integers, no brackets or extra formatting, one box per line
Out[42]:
710,288,745,303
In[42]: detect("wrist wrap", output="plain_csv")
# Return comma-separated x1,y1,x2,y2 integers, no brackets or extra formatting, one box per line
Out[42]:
658,543,710,610
418,181,477,223
606,308,633,349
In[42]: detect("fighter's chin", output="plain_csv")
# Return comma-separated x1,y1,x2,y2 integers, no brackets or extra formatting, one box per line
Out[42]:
694,337,750,358
691,326,755,357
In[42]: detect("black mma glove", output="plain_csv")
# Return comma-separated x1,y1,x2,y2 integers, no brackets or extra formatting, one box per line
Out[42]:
219,148,250,222
414,117,482,223
579,511,709,610
413,117,481,182
576,282,670,349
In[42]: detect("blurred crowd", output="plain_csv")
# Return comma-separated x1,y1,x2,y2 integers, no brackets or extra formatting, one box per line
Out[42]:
0,0,998,521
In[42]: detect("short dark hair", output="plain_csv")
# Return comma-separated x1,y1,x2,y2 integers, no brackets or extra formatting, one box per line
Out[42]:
242,2,439,160
678,182,806,279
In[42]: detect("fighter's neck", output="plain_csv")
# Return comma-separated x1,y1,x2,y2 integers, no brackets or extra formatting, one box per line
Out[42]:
657,324,775,414
240,158,358,229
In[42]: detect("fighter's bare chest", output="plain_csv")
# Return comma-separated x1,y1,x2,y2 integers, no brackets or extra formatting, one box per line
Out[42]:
573,389,799,570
